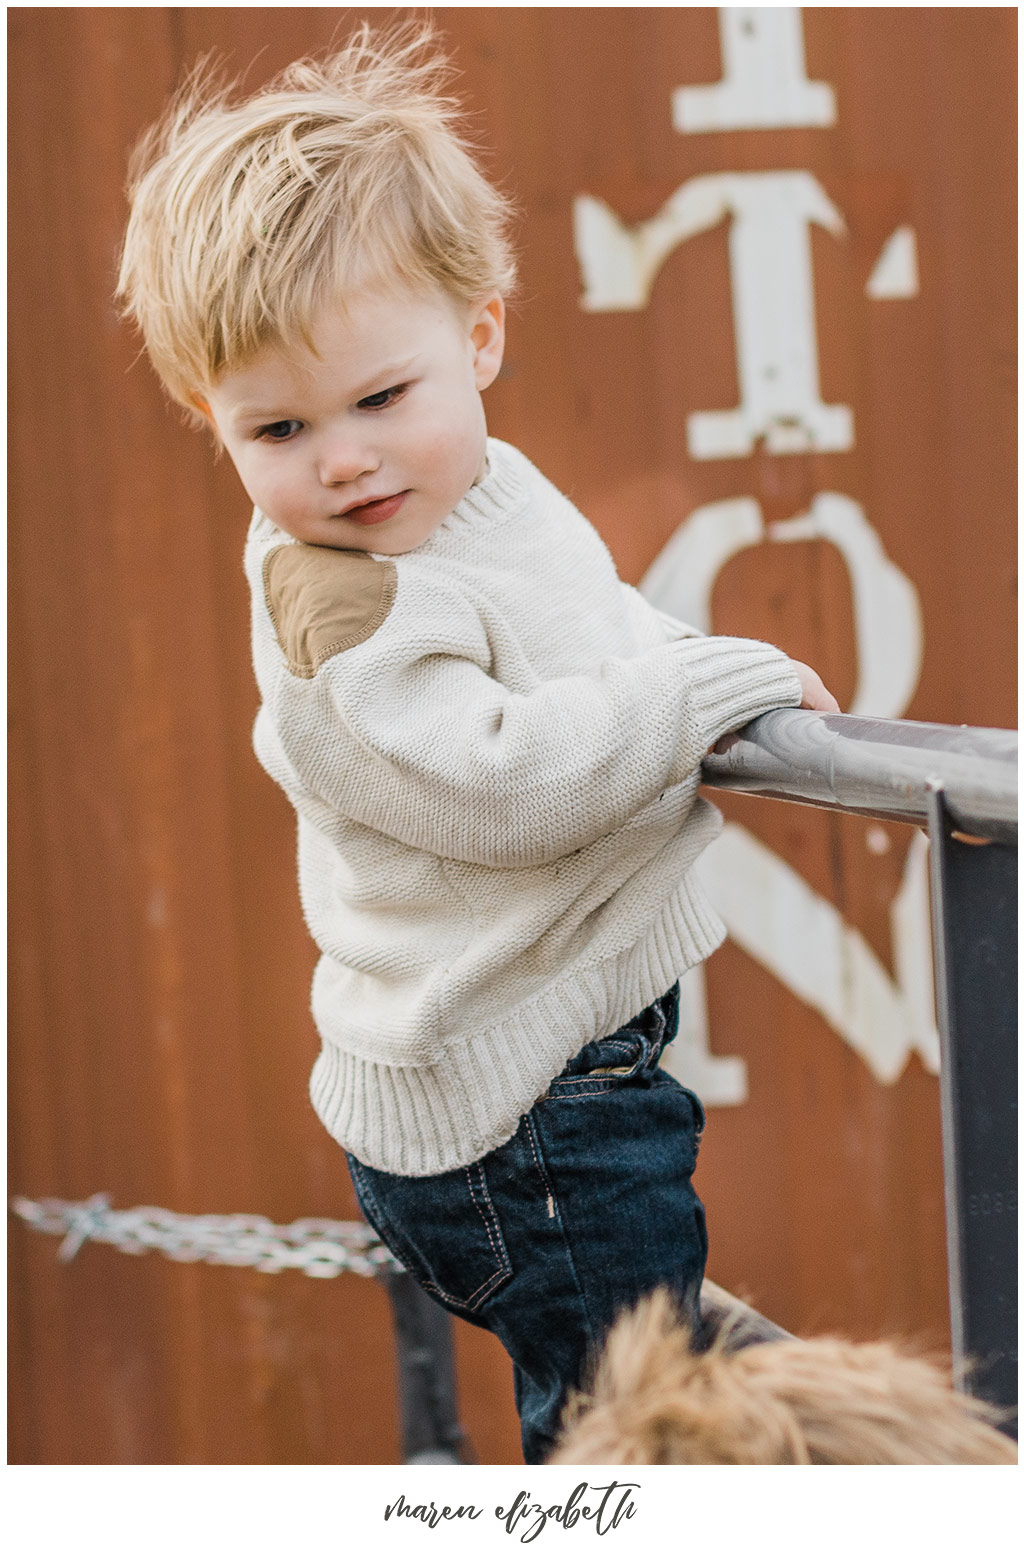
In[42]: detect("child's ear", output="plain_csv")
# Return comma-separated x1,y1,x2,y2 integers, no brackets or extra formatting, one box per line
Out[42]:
470,294,505,391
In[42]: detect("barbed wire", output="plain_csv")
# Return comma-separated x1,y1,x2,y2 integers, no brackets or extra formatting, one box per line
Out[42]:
11,1194,404,1280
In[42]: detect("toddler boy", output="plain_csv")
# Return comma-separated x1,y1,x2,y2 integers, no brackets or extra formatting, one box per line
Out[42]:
117,26,838,1463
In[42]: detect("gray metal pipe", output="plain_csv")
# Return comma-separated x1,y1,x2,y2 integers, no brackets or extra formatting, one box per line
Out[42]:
700,709,1018,844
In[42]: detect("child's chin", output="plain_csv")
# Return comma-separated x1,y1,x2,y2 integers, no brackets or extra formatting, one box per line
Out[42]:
372,520,448,555
370,540,422,556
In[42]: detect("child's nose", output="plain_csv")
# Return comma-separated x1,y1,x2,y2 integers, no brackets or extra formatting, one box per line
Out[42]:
318,434,379,487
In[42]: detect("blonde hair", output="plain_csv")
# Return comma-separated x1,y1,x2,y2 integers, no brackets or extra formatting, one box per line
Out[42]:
116,22,517,411
552,1290,1016,1465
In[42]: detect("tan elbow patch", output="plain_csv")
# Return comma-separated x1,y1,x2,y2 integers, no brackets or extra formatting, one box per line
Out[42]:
263,544,397,678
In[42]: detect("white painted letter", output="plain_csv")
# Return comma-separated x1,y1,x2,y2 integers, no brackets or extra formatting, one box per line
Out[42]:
866,226,920,299
574,172,853,458
674,7,836,134
697,823,933,1087
574,177,736,312
768,495,923,719
687,174,852,458
640,494,922,719
642,498,935,1096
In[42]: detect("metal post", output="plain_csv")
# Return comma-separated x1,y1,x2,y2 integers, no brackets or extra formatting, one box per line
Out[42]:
926,786,1017,1436
380,1270,471,1463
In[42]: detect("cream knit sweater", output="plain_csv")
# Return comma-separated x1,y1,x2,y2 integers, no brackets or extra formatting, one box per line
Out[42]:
244,438,802,1175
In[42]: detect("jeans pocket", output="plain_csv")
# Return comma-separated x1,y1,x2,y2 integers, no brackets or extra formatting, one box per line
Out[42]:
546,1027,652,1101
548,986,681,1096
347,1153,513,1316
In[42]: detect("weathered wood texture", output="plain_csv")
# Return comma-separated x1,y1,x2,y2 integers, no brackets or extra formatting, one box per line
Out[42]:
9,7,1015,1462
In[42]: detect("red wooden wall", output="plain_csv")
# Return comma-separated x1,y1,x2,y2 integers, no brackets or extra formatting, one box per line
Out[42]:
9,7,1016,1462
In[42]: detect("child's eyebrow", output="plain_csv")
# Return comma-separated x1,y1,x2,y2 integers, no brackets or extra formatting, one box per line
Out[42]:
350,357,419,398
233,358,420,423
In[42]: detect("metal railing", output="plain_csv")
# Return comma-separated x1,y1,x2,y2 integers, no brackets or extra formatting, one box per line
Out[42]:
12,709,1018,1456
701,708,1017,843
702,708,1018,1434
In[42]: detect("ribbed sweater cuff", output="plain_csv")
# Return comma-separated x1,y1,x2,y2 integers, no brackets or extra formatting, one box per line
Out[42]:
665,635,803,766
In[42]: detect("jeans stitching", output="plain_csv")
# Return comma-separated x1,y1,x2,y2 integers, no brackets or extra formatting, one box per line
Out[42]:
542,1088,618,1102
350,1156,509,1313
465,1164,509,1275
423,1264,509,1311
546,1080,619,1097
347,1161,424,1280
414,1178,508,1315
405,1168,509,1312
347,1160,385,1230
546,1086,613,1099
524,1115,556,1207
542,1079,678,1103
526,1112,602,1355
476,1169,514,1278
430,1263,509,1310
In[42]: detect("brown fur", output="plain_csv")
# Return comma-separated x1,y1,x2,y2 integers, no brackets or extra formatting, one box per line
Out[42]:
551,1289,1016,1464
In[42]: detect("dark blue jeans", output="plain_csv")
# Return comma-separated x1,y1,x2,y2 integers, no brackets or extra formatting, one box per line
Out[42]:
346,985,708,1464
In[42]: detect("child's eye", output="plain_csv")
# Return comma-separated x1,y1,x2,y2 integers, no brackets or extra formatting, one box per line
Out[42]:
357,384,407,411
255,419,303,442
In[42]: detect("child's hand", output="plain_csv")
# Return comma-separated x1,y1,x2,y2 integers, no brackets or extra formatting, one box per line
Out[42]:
708,660,839,756
791,661,840,713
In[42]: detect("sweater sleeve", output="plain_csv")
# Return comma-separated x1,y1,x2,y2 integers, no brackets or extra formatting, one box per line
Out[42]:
619,581,704,645
292,573,802,868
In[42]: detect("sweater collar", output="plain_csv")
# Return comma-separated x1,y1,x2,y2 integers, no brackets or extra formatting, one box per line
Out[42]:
415,437,529,552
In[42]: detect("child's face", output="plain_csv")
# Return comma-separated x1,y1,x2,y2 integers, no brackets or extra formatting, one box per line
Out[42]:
203,286,505,554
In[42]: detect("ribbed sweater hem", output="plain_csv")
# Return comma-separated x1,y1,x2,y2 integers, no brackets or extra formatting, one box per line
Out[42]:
309,865,725,1175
